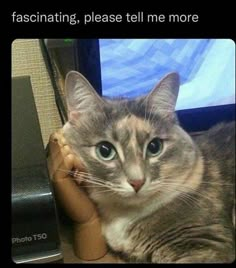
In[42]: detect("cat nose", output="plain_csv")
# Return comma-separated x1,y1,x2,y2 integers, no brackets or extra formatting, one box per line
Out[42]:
128,179,145,192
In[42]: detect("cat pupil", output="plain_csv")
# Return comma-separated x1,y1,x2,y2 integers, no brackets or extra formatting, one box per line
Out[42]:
147,138,162,156
100,143,112,157
96,141,116,161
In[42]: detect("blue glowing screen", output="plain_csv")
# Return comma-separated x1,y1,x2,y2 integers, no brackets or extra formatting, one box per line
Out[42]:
99,39,235,111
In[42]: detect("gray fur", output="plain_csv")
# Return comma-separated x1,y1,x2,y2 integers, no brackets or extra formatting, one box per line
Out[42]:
63,71,235,263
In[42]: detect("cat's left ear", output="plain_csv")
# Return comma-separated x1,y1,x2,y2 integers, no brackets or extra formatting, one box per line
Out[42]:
145,72,180,117
65,71,104,122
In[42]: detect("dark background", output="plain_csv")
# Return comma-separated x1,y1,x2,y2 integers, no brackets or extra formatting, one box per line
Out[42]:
4,5,236,265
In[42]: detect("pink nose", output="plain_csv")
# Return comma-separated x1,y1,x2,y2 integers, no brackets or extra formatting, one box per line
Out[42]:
128,179,145,192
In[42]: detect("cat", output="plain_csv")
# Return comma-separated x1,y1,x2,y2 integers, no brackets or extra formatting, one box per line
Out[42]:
62,71,235,263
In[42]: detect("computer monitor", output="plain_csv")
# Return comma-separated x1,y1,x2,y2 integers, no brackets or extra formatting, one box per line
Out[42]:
76,39,235,132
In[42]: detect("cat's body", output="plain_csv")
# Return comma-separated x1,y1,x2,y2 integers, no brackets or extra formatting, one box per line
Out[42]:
100,122,235,263
63,71,235,263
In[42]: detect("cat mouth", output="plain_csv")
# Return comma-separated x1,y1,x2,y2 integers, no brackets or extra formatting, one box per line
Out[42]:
118,188,147,199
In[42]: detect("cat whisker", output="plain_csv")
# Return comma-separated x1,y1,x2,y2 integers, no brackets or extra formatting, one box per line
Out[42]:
176,193,201,209
78,176,117,188
78,177,111,188
175,191,202,209
73,172,114,185
70,183,108,188
148,181,214,204
74,175,126,193
76,175,107,184
94,188,127,194
157,178,234,186
146,181,234,208
55,169,110,189
156,186,202,209
70,171,105,181
56,168,112,185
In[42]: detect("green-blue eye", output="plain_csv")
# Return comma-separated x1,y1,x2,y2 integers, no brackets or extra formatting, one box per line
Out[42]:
146,138,163,157
96,142,116,161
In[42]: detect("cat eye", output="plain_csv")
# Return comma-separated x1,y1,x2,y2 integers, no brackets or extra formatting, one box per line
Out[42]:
96,141,117,161
146,138,163,157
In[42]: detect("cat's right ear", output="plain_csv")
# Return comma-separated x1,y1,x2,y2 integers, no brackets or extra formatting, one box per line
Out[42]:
143,72,180,119
65,71,104,123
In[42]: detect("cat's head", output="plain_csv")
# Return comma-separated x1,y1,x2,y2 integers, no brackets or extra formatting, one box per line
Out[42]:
63,71,202,207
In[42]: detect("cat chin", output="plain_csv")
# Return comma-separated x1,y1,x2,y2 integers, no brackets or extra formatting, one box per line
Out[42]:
90,189,155,207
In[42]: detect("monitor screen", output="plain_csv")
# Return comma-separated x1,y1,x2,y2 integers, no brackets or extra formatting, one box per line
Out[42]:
99,39,235,111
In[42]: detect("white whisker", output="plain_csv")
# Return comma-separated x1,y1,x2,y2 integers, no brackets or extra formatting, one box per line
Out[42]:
155,185,202,209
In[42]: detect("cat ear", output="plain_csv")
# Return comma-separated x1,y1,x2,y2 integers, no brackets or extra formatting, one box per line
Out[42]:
65,71,103,122
145,72,180,117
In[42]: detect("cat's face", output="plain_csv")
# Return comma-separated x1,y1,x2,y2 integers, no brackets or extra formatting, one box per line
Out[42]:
63,71,203,207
